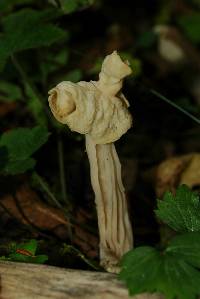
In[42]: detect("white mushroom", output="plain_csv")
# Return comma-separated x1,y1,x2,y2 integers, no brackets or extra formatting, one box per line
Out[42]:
48,51,133,273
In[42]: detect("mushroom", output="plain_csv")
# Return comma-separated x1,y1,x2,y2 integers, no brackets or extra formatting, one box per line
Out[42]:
48,51,133,273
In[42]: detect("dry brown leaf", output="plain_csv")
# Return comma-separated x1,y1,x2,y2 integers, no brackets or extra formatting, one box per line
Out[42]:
155,153,200,197
0,184,98,258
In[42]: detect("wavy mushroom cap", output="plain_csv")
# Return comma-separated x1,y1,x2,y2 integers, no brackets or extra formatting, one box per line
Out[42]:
48,83,76,124
48,80,132,144
100,51,132,80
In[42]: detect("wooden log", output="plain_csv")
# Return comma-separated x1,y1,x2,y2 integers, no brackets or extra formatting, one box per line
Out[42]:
0,261,163,299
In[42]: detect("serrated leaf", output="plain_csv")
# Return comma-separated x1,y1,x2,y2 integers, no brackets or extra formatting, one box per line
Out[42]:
166,232,200,268
161,254,200,299
0,9,67,71
0,126,49,174
119,245,200,299
119,247,163,294
155,185,200,232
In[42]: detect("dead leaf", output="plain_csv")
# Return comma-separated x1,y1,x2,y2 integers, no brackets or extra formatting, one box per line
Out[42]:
155,153,200,197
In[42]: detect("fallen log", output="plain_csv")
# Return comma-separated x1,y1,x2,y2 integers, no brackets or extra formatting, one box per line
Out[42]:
0,261,163,299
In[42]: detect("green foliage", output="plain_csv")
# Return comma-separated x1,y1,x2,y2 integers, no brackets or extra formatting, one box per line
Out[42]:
0,0,33,14
0,126,50,175
60,244,99,270
65,69,83,82
0,81,22,102
120,232,200,299
166,232,200,268
155,185,200,232
119,247,162,294
40,49,70,82
0,239,48,264
59,0,96,13
119,186,200,299
136,31,156,49
25,85,48,127
178,14,200,44
0,9,67,71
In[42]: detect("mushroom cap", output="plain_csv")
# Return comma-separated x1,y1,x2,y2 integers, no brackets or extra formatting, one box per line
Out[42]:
48,80,132,144
99,51,132,80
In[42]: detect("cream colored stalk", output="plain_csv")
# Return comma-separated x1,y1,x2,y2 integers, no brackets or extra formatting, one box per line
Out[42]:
48,51,133,273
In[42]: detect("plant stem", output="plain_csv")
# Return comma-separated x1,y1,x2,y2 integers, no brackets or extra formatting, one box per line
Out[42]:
33,172,64,211
57,134,73,241
11,54,57,127
150,89,200,125
57,135,68,204
33,171,73,242
11,55,44,103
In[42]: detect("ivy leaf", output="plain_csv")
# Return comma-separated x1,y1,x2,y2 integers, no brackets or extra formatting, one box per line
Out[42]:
0,126,50,175
0,9,67,71
155,185,200,232
119,235,200,299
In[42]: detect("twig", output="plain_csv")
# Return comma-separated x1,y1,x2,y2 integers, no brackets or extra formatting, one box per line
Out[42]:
150,89,200,125
57,135,73,241
33,171,73,242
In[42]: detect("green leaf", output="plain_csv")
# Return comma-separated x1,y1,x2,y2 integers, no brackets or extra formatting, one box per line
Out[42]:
25,85,48,127
119,245,200,299
0,0,33,14
0,126,50,175
161,254,200,299
16,239,37,255
119,247,163,294
5,158,36,175
178,14,200,44
40,49,70,82
166,232,200,268
0,81,22,102
0,9,67,71
59,0,96,14
7,239,48,264
155,185,200,232
59,0,79,13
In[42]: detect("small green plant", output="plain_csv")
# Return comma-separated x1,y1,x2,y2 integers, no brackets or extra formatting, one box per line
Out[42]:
0,239,48,264
0,126,49,175
119,185,200,299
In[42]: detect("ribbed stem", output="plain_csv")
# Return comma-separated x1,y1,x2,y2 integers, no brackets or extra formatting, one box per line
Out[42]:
85,135,133,273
